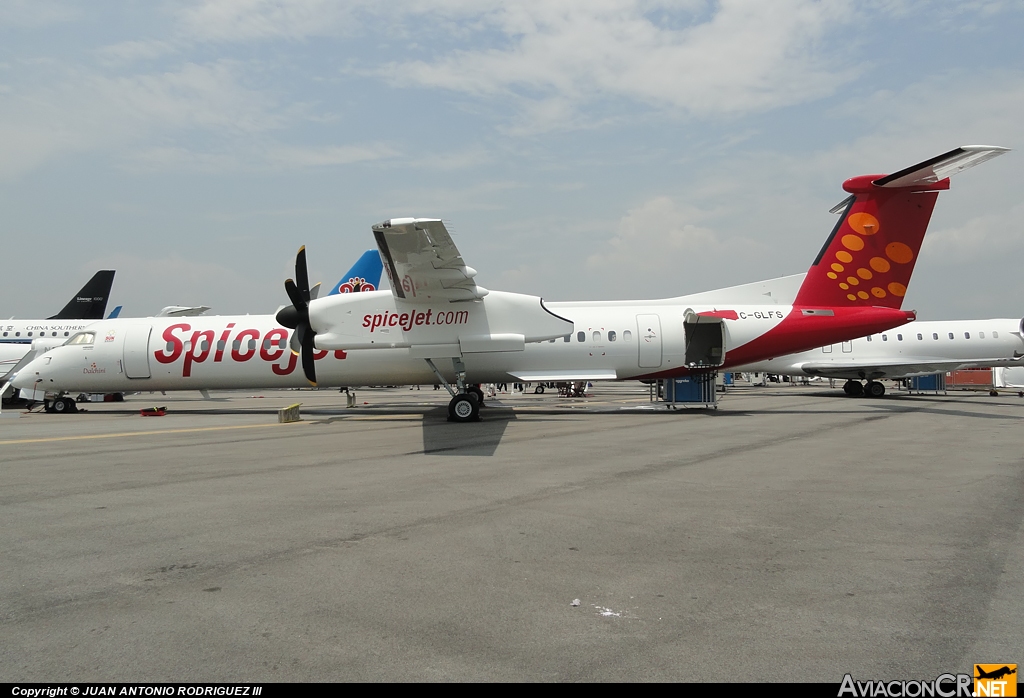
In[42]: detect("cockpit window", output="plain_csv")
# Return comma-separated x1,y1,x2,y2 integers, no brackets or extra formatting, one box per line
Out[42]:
66,331,96,346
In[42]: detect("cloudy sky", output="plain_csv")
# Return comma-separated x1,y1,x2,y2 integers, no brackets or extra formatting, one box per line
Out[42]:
1,0,1021,320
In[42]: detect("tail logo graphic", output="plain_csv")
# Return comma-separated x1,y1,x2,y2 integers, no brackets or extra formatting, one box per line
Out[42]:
823,211,915,302
336,277,376,294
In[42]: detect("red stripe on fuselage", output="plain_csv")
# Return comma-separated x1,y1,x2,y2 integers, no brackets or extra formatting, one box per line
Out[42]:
635,305,915,380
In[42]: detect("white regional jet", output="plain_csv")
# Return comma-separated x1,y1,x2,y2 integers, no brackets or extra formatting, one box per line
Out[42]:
12,146,1008,421
1,270,115,381
735,318,1024,396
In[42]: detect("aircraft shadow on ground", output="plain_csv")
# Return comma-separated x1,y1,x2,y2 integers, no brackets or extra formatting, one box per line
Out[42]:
420,406,516,456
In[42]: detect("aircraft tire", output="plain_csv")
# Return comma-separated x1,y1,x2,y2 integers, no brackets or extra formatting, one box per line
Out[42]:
867,381,885,398
534,385,545,394
843,380,863,397
448,393,480,423
52,397,76,413
467,385,485,406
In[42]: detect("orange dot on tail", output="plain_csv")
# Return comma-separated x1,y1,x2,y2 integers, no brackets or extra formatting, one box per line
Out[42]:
847,294,857,301
836,251,853,263
842,234,865,251
840,283,849,290
831,263,845,273
886,242,914,264
857,268,872,280
857,291,869,300
827,272,838,279
848,212,880,235
870,257,891,273
872,287,886,298
846,276,859,286
888,282,907,297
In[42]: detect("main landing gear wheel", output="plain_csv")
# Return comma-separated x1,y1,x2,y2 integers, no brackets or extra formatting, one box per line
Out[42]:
50,397,78,414
448,393,480,423
866,381,886,398
534,385,545,394
843,380,864,397
467,385,485,406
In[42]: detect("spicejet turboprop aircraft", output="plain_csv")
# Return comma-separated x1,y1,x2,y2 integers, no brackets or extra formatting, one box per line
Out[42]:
14,146,1007,421
10,251,383,413
735,317,1024,396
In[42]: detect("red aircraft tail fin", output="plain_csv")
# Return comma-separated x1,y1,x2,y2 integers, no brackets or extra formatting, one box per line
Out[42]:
793,146,1008,309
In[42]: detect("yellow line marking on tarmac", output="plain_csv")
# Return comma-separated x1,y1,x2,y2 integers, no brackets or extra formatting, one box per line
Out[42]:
0,421,308,445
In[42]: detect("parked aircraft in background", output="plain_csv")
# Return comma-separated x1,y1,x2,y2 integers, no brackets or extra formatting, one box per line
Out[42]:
7,251,384,412
1,271,116,383
14,146,1008,420
734,318,1024,396
1,270,115,346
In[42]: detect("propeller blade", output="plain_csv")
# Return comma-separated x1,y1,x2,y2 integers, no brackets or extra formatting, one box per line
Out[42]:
295,246,310,304
300,327,317,386
283,278,305,315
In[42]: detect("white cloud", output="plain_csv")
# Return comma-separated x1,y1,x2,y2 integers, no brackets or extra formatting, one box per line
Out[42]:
372,0,857,131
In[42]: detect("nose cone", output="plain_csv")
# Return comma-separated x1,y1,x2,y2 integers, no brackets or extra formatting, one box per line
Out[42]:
10,354,49,389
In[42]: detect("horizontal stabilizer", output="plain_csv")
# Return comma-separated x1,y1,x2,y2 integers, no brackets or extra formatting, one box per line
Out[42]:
873,145,1009,188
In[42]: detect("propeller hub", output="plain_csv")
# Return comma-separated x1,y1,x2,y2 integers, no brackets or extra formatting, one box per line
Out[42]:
276,305,300,329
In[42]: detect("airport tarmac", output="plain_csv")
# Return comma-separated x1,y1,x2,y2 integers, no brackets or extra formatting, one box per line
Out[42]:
1,383,1021,682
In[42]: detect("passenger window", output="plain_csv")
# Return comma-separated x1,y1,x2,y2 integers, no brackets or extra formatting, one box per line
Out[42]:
577,331,585,342
623,330,632,341
1,332,6,337
993,331,999,338
15,332,20,336
882,334,887,341
608,331,617,342
166,341,174,352
232,339,241,351
64,331,69,336
932,333,938,340
217,340,226,351
200,340,210,352
27,332,33,337
948,333,954,340
897,334,903,341
979,331,985,339
248,339,257,350
965,332,970,339
593,331,601,342
917,333,922,340
278,338,287,349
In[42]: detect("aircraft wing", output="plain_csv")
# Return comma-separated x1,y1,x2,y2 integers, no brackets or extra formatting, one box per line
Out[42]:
156,306,212,317
510,369,618,382
797,357,1016,380
372,218,487,303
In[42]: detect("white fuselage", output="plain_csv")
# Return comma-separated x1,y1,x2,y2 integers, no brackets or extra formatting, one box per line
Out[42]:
735,318,1024,379
11,288,915,395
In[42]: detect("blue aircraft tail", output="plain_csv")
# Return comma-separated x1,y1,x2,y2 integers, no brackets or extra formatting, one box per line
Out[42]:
106,306,122,319
328,250,384,295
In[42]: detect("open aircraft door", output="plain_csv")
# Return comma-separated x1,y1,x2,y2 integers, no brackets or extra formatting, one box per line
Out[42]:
637,314,662,368
683,310,725,369
123,325,152,379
